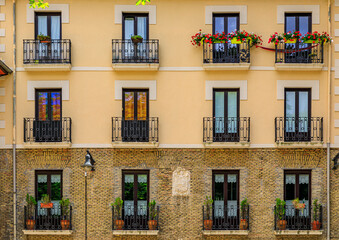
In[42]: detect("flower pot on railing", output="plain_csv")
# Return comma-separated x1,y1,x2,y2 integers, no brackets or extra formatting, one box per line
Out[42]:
284,39,297,43
26,219,35,230
148,220,157,230
61,220,70,230
312,220,321,230
239,219,248,230
204,219,213,230
131,36,143,44
304,39,319,44
277,220,287,230
40,202,53,209
231,37,243,44
115,219,124,230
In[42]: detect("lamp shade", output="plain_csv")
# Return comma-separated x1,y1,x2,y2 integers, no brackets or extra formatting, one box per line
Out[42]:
81,151,94,172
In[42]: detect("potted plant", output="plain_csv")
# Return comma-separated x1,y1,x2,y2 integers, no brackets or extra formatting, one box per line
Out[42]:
26,194,37,230
240,198,249,230
312,199,321,230
275,198,286,230
292,198,305,211
112,197,124,230
37,33,51,43
131,35,143,44
40,194,53,208
203,196,213,230
60,198,70,230
148,200,157,230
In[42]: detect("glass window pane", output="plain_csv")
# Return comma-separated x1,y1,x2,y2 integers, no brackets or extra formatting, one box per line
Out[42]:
50,174,61,201
214,17,224,34
37,174,48,201
227,17,238,32
137,17,147,39
227,174,237,201
286,16,296,32
137,174,147,200
37,16,48,36
137,92,147,120
215,92,224,133
214,174,224,217
38,92,49,121
298,91,309,133
285,91,296,132
228,91,238,133
124,17,134,39
299,16,310,35
285,174,296,202
51,92,61,121
299,174,309,201
124,92,135,120
124,174,134,201
51,16,61,39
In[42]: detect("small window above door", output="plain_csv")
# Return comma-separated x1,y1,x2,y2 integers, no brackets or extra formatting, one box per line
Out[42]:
35,12,62,40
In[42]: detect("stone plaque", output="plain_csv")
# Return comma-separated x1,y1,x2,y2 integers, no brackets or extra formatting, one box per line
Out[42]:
172,167,190,196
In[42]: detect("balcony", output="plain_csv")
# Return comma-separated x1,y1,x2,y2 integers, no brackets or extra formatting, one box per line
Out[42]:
203,117,250,147
112,205,159,235
202,205,249,236
23,205,73,235
275,42,324,71
23,39,71,71
203,42,250,70
274,205,323,235
24,118,72,146
112,117,159,148
112,39,159,71
275,117,323,146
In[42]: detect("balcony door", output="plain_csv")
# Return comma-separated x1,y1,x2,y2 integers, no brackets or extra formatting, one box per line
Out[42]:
122,171,149,230
213,89,239,142
35,12,61,61
284,89,311,141
122,89,149,142
212,171,239,230
35,89,62,142
122,13,149,61
213,14,239,63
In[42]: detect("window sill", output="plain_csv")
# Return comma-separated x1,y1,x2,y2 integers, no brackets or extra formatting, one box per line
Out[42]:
275,63,323,71
202,230,249,236
203,63,250,70
274,230,323,235
112,230,159,236
275,142,323,148
23,230,73,235
112,142,159,148
203,142,250,148
22,142,72,148
112,63,159,71
24,63,71,71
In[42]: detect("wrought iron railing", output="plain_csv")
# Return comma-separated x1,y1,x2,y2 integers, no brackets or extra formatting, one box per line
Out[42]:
112,117,159,142
275,117,323,143
112,39,159,63
275,42,323,64
202,205,249,230
203,117,250,143
203,42,250,64
23,39,71,64
24,205,72,230
24,117,72,143
274,205,323,230
112,205,159,230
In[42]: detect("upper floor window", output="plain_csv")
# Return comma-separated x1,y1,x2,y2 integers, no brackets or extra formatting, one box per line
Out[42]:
213,14,239,35
35,12,61,39
123,13,149,40
285,13,311,34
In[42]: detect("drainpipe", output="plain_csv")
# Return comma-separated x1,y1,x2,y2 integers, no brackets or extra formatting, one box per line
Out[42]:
326,0,331,239
12,0,17,239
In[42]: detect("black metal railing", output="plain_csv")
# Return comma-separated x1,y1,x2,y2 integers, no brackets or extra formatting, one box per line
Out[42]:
203,42,250,64
24,205,72,230
112,205,159,230
23,39,71,64
203,117,250,143
274,205,323,230
275,117,323,143
112,39,159,63
112,117,159,142
275,42,323,64
202,205,249,230
24,117,72,143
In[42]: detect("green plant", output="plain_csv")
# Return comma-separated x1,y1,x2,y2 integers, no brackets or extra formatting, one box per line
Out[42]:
313,199,321,221
240,198,249,220
131,35,143,40
26,194,37,219
204,196,213,220
111,197,124,220
149,200,157,220
37,33,51,41
275,198,286,220
41,194,51,204
59,198,70,220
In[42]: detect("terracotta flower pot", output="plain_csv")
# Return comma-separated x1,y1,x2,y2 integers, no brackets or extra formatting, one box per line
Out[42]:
312,220,321,230
148,220,157,230
277,219,287,230
26,219,35,230
40,202,53,208
61,220,70,230
40,40,51,43
204,219,213,230
131,38,143,44
240,219,248,230
115,219,124,230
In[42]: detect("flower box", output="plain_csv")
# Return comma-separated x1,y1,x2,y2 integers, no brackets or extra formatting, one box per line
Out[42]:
40,202,53,208
285,39,297,43
231,37,242,44
304,39,319,44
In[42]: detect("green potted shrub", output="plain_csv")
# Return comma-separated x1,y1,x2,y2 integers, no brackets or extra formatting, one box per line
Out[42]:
40,194,53,208
240,198,249,230
37,33,51,43
148,200,157,230
26,194,37,230
111,197,124,230
60,198,70,230
275,198,286,230
312,199,321,230
203,196,213,230
131,35,143,44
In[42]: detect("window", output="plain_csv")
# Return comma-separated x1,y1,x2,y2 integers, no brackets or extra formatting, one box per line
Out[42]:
213,89,239,142
212,170,239,229
34,89,62,142
284,88,311,141
123,13,149,40
122,89,149,142
122,170,149,229
35,12,62,39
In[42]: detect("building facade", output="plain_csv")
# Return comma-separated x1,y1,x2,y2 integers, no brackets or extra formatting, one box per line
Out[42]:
1,0,339,239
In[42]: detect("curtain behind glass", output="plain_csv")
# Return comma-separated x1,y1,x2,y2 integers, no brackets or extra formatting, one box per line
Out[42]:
51,16,61,59
227,92,237,133
124,18,134,59
215,92,225,134
298,91,309,133
285,91,296,132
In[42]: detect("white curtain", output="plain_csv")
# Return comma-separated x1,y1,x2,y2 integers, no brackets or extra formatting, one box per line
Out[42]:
51,16,61,59
37,16,48,59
